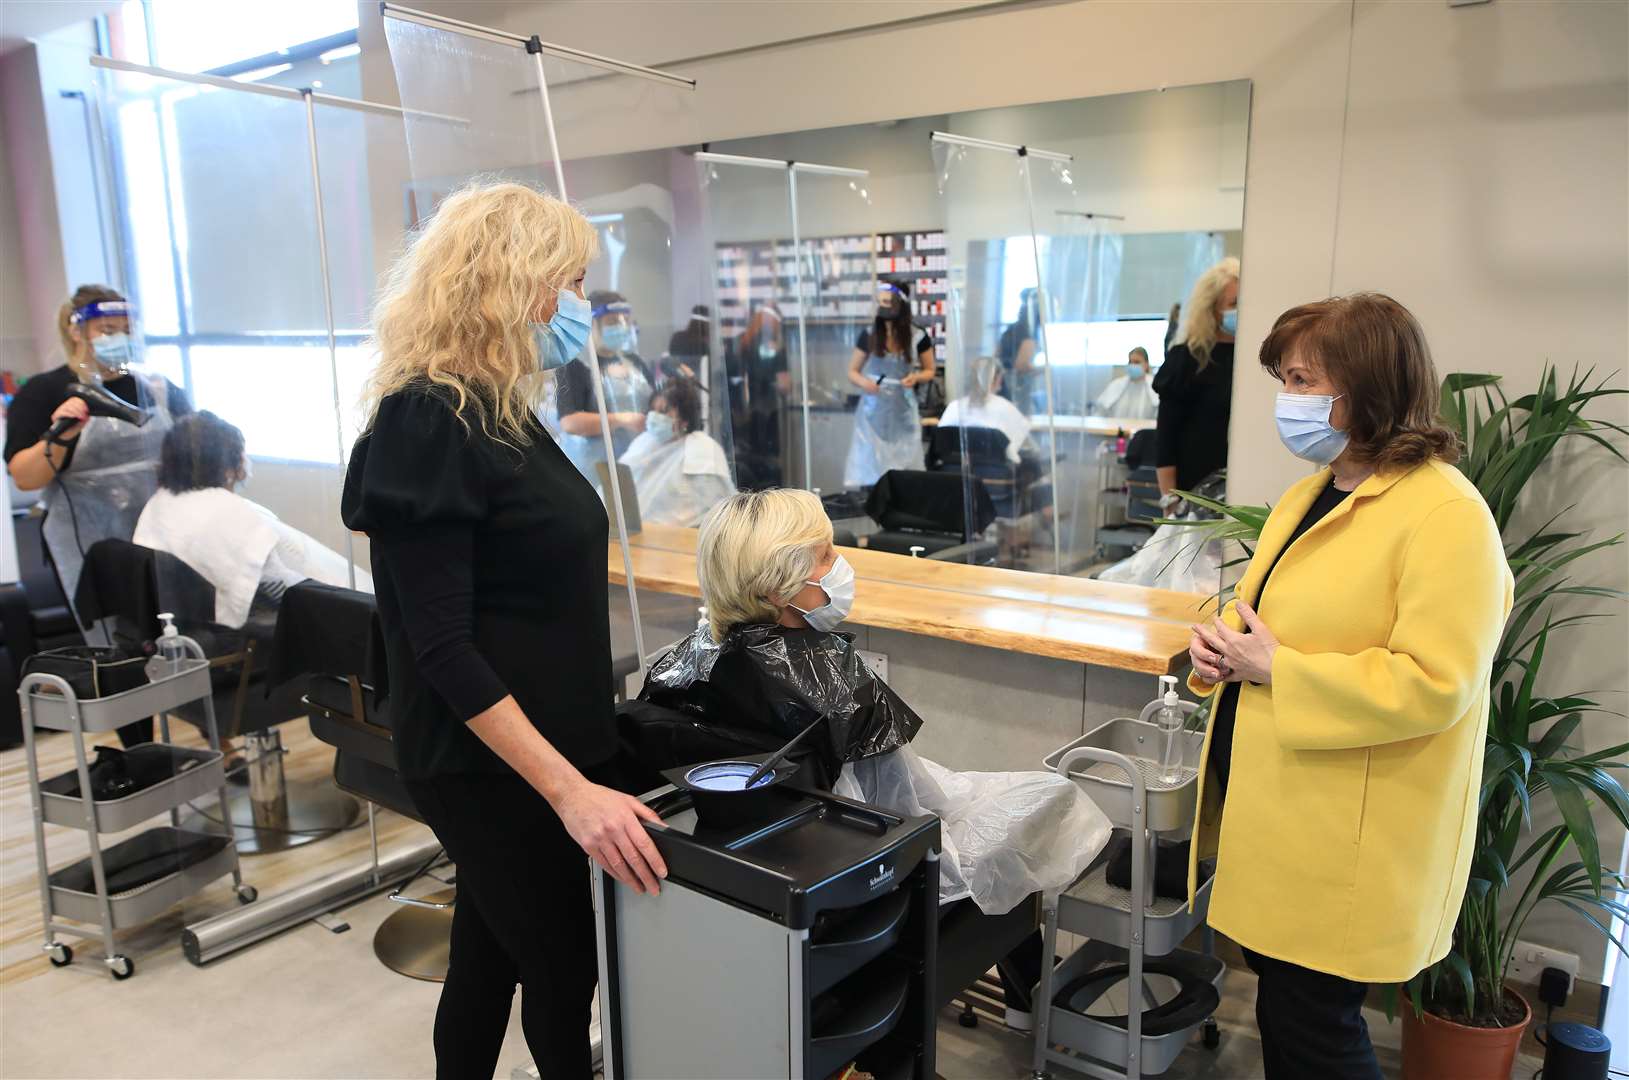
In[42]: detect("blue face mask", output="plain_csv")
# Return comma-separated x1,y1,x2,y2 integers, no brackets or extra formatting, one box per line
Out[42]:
599,323,636,354
90,332,134,372
532,288,591,371
1126,362,1146,380
758,341,779,361
645,410,677,443
1275,392,1349,465
1220,309,1238,336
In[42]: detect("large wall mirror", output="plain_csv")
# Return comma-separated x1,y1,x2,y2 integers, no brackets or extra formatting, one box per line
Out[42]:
596,79,1251,587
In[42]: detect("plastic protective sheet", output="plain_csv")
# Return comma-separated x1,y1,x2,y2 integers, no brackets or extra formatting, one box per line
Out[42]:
1029,158,1125,574
1096,519,1243,596
95,66,354,638
640,624,922,779
700,158,798,490
835,744,1111,914
933,137,1049,569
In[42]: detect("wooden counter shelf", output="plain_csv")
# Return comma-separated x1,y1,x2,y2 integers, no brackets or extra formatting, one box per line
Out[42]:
609,524,1203,676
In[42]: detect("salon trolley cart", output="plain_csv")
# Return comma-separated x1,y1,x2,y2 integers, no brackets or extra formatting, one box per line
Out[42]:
1033,705,1224,1079
19,638,255,980
594,783,940,1080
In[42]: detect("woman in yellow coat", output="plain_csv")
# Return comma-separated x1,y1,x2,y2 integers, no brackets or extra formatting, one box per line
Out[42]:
1187,293,1513,1079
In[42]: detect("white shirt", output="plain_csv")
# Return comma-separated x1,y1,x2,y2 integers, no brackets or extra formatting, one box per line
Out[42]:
938,394,1032,464
1093,373,1160,420
619,430,735,527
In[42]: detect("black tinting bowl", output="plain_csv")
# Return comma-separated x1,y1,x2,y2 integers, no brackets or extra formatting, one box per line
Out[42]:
662,755,795,829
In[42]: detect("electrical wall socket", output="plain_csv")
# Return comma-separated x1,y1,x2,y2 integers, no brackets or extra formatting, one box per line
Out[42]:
1506,940,1580,991
855,649,889,682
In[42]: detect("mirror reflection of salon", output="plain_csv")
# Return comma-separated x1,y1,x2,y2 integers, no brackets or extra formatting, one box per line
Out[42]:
1092,347,1159,420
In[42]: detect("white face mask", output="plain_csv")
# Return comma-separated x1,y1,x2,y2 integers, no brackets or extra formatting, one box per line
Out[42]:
788,554,855,632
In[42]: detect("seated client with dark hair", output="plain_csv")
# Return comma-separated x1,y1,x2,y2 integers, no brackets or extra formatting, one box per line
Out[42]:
134,411,371,628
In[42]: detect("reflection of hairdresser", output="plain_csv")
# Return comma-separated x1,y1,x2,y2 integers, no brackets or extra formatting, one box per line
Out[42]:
937,355,1032,465
4,285,191,639
133,411,372,630
1093,346,1160,419
1153,257,1239,513
729,303,790,488
998,287,1042,411
554,289,654,479
843,282,934,488
663,304,709,383
618,377,733,528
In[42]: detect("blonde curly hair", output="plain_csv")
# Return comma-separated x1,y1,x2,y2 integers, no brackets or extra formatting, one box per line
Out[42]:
1178,255,1241,371
361,180,599,445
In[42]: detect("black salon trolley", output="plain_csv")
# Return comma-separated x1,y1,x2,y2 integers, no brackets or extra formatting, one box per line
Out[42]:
593,783,940,1080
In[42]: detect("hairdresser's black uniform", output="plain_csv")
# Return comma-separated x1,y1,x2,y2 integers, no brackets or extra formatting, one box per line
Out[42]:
342,387,615,1079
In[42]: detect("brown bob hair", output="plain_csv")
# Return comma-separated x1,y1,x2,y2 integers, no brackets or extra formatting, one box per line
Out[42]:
1260,293,1460,469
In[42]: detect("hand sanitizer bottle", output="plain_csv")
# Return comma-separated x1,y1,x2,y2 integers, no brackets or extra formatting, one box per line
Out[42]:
145,613,185,683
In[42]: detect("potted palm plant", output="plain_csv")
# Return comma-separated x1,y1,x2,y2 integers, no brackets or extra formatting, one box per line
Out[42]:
1167,366,1628,1079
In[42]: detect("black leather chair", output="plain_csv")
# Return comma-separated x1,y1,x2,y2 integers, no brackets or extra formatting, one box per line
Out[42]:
857,469,999,563
930,425,1019,518
0,512,89,748
74,539,360,853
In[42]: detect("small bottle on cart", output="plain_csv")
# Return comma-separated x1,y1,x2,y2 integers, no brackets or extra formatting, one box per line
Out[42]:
1154,674,1185,784
145,613,185,682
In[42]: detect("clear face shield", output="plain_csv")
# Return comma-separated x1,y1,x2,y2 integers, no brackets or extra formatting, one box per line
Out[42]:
69,299,147,382
593,301,639,356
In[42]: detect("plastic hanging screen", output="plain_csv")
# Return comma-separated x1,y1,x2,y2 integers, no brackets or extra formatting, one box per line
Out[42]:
698,157,797,493
1027,156,1126,576
540,47,711,674
93,64,353,880
932,137,1047,570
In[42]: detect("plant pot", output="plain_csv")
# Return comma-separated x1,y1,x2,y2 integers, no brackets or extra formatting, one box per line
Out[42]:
1400,987,1531,1080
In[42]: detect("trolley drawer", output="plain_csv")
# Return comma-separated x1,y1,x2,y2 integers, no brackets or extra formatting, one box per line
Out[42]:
21,661,213,734
47,827,234,930
39,746,224,833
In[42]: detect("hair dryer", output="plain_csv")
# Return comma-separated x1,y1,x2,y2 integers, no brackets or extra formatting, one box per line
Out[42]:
45,379,154,443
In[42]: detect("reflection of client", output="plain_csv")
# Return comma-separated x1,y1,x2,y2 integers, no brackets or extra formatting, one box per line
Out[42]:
134,412,373,629
617,377,732,528
937,356,1032,464
1092,347,1159,419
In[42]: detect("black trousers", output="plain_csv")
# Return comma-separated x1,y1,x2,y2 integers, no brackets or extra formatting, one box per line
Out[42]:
1244,948,1382,1080
405,769,603,1080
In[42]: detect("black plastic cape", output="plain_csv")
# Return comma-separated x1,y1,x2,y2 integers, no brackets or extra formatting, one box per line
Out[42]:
638,623,923,779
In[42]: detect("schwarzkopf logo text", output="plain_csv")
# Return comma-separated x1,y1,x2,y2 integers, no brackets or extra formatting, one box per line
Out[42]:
868,863,894,890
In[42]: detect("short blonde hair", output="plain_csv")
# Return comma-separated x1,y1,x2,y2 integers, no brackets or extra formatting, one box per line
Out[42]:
696,489,833,641
1179,256,1241,371
361,180,599,446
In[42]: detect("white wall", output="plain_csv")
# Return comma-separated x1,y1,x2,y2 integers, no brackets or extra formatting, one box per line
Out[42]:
404,0,1629,978
0,79,36,376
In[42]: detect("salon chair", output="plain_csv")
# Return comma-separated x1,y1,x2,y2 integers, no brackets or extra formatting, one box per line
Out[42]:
74,539,360,854
855,469,999,564
0,512,86,748
292,582,643,982
928,426,1023,519
614,696,1040,1021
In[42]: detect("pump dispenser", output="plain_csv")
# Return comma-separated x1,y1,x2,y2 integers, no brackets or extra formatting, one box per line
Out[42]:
145,613,185,682
1154,674,1185,783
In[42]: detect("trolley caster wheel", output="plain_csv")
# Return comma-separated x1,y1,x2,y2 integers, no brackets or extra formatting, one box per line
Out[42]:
1202,1017,1221,1050
958,1007,979,1029
46,943,72,967
106,954,134,980
236,884,258,904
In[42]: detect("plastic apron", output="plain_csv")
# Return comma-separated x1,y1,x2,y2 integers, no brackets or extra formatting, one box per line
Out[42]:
42,376,175,640
560,354,653,486
843,350,922,489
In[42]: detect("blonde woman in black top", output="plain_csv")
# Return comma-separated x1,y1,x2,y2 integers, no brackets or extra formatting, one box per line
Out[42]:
342,181,665,1078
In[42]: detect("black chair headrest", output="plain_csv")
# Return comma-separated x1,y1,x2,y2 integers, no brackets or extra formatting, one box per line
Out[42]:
865,470,998,538
75,539,215,641
932,425,1010,467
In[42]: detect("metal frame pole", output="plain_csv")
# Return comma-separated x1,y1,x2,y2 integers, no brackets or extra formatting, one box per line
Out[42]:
529,39,647,674
786,164,815,491
302,89,357,590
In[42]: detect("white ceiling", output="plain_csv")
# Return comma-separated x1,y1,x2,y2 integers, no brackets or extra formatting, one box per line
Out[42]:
0,0,121,55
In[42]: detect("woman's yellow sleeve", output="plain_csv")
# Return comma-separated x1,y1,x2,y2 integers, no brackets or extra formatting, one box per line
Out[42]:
1267,498,1513,751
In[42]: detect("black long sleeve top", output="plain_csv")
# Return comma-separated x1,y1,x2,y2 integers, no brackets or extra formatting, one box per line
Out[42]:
1152,341,1234,491
340,388,616,780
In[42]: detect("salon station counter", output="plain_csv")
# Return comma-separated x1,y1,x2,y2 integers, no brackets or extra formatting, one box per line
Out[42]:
608,523,1207,775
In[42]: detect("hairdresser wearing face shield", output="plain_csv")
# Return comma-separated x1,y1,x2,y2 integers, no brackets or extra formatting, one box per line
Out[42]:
342,183,665,1079
1184,294,1512,1078
554,289,655,483
5,284,191,648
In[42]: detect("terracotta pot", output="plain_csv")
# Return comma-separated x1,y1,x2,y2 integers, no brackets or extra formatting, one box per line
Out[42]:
1400,987,1531,1080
